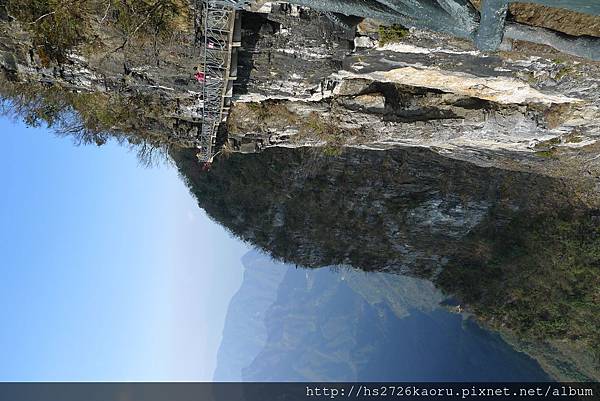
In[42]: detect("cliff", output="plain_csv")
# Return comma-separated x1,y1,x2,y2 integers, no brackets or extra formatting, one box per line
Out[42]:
227,3,600,183
173,145,600,381
1,0,599,382
215,250,549,382
2,2,600,173
0,0,209,162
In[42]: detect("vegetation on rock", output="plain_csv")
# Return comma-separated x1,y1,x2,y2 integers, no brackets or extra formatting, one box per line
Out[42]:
6,0,190,62
378,24,409,45
0,0,196,164
437,210,600,380
172,146,600,381
0,78,174,164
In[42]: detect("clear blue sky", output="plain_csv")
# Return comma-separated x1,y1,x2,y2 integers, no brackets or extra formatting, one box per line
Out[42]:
0,116,250,381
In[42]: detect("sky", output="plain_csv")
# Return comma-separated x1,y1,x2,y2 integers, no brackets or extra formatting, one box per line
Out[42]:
0,116,251,381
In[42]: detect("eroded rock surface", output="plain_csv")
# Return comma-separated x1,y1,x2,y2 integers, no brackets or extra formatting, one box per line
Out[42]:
227,4,600,184
174,144,600,382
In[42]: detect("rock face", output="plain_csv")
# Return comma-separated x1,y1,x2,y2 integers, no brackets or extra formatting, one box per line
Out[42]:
1,0,600,383
0,0,208,154
2,2,599,169
339,93,386,113
228,4,600,184
174,145,594,273
234,4,357,101
257,0,600,59
509,3,600,37
173,145,600,381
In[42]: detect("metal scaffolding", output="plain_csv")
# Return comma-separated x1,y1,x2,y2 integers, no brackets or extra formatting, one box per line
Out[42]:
195,0,250,162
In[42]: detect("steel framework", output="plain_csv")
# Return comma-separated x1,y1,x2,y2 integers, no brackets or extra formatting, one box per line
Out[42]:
196,0,248,162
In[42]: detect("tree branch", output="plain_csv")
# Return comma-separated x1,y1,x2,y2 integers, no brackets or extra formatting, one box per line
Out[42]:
29,11,56,25
111,1,164,53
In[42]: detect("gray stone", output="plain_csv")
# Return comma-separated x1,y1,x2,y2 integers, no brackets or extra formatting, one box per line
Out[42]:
343,93,386,113
354,36,378,49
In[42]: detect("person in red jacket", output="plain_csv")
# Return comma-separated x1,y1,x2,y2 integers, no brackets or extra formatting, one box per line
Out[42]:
194,71,206,83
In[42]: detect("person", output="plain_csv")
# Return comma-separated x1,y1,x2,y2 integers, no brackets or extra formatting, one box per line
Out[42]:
194,71,206,83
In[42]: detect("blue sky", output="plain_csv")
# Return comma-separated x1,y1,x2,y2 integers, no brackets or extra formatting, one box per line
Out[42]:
0,116,250,381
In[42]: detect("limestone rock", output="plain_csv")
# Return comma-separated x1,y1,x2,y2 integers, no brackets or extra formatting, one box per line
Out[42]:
341,93,386,113
354,36,378,49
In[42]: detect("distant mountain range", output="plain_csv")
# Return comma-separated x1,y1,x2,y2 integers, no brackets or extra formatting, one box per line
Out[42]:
213,250,288,381
214,250,549,382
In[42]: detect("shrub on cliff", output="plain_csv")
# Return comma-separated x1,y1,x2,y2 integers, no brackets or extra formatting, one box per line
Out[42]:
6,0,190,62
378,24,409,46
0,79,170,164
437,209,600,379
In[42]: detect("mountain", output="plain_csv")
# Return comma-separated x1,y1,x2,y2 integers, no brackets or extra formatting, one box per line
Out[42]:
176,146,600,381
215,250,550,382
1,0,599,382
213,250,288,381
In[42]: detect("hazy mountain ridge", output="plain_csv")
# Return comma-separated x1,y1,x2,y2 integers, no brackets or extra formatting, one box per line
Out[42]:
0,0,598,383
175,146,599,381
213,250,288,381
215,250,550,382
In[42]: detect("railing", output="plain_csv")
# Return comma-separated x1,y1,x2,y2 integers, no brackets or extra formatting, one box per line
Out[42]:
195,1,235,161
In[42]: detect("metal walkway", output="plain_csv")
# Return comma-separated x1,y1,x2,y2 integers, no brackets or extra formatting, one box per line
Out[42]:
196,0,245,162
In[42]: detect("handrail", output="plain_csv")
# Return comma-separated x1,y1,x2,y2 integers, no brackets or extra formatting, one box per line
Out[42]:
196,1,240,162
